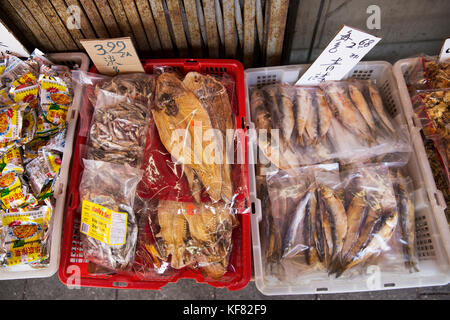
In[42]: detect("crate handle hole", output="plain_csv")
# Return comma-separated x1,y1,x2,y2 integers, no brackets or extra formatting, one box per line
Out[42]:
316,287,328,292
384,283,395,288
113,281,128,288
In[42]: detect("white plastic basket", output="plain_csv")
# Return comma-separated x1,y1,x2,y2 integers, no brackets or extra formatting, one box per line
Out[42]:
393,58,448,214
0,52,90,280
245,61,450,295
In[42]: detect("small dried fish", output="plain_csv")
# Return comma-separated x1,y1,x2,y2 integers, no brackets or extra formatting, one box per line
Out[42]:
295,87,312,145
320,185,347,265
325,84,372,141
368,84,395,133
341,193,368,262
305,97,319,145
279,86,295,143
339,210,398,276
393,170,419,272
282,188,312,258
348,83,376,131
316,89,332,141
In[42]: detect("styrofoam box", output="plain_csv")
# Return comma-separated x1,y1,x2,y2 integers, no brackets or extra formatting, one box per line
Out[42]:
245,61,450,295
0,52,90,280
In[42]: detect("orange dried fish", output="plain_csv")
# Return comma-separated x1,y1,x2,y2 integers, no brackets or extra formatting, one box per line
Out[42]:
153,73,222,202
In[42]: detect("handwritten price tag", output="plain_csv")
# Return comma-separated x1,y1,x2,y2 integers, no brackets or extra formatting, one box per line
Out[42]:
438,38,450,63
296,25,381,85
80,37,144,75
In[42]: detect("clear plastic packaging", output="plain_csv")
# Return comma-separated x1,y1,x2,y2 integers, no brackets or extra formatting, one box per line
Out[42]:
248,80,411,169
260,162,416,283
79,159,142,271
411,88,449,190
73,72,155,167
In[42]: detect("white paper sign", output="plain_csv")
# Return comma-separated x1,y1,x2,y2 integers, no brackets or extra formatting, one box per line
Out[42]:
296,25,381,85
0,20,29,57
438,38,450,63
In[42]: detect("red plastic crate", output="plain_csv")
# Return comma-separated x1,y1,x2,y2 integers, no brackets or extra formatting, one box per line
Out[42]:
58,59,251,290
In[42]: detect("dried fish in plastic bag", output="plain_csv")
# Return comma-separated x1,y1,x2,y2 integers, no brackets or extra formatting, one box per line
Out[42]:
84,73,155,167
79,159,142,271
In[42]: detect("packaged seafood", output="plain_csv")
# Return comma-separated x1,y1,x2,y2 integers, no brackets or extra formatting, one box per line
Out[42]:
249,80,411,169
60,59,250,290
79,159,142,271
248,61,450,295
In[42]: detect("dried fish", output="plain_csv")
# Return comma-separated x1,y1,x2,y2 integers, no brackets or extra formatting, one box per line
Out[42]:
348,83,376,131
316,89,332,141
320,185,347,265
183,72,234,203
282,188,312,258
295,87,311,145
393,170,419,272
153,72,222,202
325,83,372,141
368,84,395,133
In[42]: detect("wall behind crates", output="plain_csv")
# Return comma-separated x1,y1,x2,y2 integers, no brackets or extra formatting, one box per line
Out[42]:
0,0,294,68
1,0,449,67
290,0,450,64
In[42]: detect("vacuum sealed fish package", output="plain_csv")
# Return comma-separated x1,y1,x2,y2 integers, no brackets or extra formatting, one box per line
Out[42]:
132,68,246,281
0,50,70,271
72,66,247,283
249,80,411,169
79,159,142,271
260,162,418,284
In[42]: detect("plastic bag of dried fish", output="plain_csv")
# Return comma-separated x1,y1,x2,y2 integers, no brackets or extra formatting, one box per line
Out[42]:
79,159,142,272
249,85,305,171
144,199,237,280
264,164,340,278
131,197,176,279
331,164,401,277
151,69,243,205
75,72,155,167
320,80,411,164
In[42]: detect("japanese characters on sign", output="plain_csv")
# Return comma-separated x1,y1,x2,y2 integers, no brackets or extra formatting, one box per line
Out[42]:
80,37,144,75
296,25,381,85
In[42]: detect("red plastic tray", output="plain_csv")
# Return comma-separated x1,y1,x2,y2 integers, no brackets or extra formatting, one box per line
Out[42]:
58,59,251,290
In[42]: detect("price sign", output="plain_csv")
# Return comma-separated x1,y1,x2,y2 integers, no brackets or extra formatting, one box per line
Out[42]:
438,38,450,63
296,25,381,85
80,37,144,75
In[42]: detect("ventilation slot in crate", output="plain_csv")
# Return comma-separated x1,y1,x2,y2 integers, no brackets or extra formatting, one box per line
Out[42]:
350,69,374,80
415,215,435,260
70,218,88,265
379,80,398,117
204,66,227,75
256,74,278,87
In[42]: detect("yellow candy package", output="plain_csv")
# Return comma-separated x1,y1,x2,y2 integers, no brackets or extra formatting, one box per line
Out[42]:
0,208,46,267
0,106,23,143
38,75,71,126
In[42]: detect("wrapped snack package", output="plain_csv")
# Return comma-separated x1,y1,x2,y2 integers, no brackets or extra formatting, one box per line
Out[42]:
38,74,72,126
0,207,47,268
412,88,449,189
0,51,68,270
79,159,142,271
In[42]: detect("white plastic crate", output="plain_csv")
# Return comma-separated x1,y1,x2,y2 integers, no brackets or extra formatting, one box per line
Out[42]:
393,57,448,216
245,61,450,295
0,52,90,280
